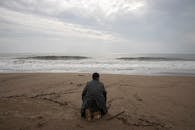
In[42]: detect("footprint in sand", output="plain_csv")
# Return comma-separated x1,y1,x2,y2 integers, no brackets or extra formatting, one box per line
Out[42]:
37,120,48,128
134,93,143,102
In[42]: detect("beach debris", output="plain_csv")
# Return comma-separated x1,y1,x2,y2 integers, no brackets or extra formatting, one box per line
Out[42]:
1,94,26,99
30,92,57,98
106,111,125,120
37,115,43,119
28,115,44,120
116,115,171,129
30,90,80,99
37,120,47,128
42,97,68,106
77,83,83,86
62,91,80,95
134,93,143,101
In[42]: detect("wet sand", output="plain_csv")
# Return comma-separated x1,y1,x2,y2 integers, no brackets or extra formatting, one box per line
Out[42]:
0,73,195,130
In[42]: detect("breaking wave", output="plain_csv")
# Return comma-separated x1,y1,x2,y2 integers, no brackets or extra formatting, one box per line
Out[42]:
18,56,90,60
117,57,195,61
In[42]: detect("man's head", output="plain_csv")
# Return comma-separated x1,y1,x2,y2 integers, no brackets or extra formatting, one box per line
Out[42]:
92,72,100,80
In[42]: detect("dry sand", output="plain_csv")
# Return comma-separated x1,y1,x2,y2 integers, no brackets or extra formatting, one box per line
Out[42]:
0,73,195,130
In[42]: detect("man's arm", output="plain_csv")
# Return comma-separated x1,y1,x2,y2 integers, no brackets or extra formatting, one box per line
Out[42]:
102,83,107,102
82,82,88,101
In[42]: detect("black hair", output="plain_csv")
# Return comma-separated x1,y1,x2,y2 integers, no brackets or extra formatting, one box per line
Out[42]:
92,72,100,80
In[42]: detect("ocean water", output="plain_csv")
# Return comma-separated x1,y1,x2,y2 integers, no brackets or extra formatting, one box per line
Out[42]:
0,53,195,76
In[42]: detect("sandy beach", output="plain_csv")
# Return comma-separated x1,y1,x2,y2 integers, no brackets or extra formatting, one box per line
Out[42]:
0,73,195,130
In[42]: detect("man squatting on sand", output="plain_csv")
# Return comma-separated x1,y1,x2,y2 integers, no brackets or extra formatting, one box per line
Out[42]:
81,73,107,121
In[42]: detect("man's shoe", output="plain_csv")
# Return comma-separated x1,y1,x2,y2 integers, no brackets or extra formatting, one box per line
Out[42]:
93,111,101,120
85,109,92,121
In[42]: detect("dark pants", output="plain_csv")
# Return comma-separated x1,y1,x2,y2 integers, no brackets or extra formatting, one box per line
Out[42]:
86,99,100,113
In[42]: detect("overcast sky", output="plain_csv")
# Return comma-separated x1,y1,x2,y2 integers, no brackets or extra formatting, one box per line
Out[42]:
0,0,195,55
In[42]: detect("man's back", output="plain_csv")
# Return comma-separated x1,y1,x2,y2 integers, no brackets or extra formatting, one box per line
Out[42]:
85,80,105,98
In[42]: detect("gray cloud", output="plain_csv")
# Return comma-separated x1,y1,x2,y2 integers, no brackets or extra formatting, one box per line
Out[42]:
0,0,195,54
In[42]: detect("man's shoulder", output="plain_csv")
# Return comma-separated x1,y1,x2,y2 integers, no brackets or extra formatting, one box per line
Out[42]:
99,81,104,86
86,80,94,85
87,80,93,84
87,80,104,86
88,80,101,83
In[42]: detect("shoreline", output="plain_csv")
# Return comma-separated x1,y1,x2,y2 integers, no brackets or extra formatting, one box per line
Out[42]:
0,72,195,77
0,73,195,130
